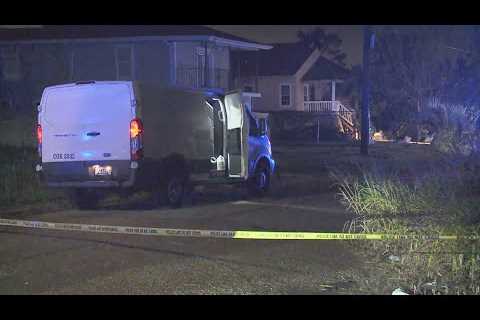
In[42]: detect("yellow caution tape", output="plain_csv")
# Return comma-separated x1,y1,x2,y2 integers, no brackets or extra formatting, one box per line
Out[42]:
0,218,477,241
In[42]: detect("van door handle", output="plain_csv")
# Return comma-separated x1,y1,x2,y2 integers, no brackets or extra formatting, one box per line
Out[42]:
86,131,101,137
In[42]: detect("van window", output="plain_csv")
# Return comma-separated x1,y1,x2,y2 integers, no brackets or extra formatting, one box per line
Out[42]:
248,112,260,137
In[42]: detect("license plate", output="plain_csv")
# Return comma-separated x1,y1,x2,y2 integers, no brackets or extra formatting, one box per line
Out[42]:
92,165,112,176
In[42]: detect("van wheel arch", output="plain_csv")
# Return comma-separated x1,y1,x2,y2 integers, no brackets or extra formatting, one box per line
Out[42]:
161,153,190,180
153,154,190,208
248,157,271,196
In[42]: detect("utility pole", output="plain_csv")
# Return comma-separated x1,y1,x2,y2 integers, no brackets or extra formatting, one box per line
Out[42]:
361,25,373,156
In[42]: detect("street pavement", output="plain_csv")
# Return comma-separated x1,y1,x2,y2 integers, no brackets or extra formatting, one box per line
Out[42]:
0,175,364,294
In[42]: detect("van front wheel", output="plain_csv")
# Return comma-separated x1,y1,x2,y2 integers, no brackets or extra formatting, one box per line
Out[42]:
247,162,270,197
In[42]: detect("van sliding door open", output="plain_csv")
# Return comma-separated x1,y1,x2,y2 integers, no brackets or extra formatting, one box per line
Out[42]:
224,92,249,179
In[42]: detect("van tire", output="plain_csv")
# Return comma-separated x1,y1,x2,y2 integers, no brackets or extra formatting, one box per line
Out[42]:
152,170,187,209
71,188,100,210
165,174,185,208
247,161,270,197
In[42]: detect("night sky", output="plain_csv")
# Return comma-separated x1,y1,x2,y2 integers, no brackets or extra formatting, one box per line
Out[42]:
208,25,363,67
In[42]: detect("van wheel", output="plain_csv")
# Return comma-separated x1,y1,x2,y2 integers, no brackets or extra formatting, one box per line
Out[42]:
165,174,185,208
248,162,270,197
71,188,100,210
152,171,186,209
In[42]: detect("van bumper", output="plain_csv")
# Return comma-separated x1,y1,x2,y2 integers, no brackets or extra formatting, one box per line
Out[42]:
41,160,136,188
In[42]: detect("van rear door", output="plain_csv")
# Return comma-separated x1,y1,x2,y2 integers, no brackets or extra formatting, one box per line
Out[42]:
224,91,249,179
39,82,134,163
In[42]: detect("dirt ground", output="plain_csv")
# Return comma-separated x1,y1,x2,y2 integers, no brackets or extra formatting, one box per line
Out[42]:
0,141,434,294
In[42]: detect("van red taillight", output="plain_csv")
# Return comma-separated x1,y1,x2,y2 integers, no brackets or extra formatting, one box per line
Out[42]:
130,118,143,160
36,124,42,157
130,118,142,138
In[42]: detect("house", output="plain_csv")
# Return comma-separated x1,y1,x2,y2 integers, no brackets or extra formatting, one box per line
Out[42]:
0,25,272,116
231,42,357,140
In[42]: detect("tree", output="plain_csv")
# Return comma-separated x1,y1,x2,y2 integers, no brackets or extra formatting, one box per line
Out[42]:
369,26,480,140
297,27,347,65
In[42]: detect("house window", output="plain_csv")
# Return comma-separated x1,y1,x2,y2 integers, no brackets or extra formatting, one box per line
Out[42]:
115,46,134,80
280,84,292,107
1,46,21,81
304,84,309,101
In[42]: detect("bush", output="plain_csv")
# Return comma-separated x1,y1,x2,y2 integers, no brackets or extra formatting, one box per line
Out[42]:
426,103,480,156
331,159,480,294
432,127,479,156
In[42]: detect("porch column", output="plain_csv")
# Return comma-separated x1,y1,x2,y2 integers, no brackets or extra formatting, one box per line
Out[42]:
255,50,259,92
331,80,336,101
203,41,209,88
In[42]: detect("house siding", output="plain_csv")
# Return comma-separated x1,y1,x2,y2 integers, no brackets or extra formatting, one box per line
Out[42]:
175,41,229,70
236,73,350,113
0,39,235,116
0,40,173,115
1,43,73,113
72,43,117,81
134,41,171,83
236,75,296,112
175,41,230,89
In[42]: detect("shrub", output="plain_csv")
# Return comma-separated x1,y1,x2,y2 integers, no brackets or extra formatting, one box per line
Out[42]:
426,103,480,156
331,159,480,294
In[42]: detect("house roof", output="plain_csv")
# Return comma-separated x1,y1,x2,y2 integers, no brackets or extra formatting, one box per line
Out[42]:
233,42,315,76
0,25,271,49
232,42,350,79
301,56,350,80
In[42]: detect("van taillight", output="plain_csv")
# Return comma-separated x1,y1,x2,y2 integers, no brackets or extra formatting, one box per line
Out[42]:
130,118,143,160
36,124,42,157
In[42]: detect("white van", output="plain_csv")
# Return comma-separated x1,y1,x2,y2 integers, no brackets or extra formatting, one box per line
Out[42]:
36,81,275,209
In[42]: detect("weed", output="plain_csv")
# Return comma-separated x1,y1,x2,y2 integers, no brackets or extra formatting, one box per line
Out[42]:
330,151,480,294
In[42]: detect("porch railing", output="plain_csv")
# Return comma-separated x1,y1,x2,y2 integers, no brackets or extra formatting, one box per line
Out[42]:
304,101,355,127
175,65,229,90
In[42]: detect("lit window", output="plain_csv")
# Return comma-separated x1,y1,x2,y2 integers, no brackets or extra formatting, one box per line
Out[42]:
115,46,133,80
280,84,291,106
1,46,21,80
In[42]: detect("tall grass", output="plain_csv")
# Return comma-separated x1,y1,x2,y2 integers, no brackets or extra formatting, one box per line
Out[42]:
330,158,480,294
0,144,59,207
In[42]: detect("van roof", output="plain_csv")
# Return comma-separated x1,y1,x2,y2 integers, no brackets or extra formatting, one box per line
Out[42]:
43,81,132,91
42,81,225,98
